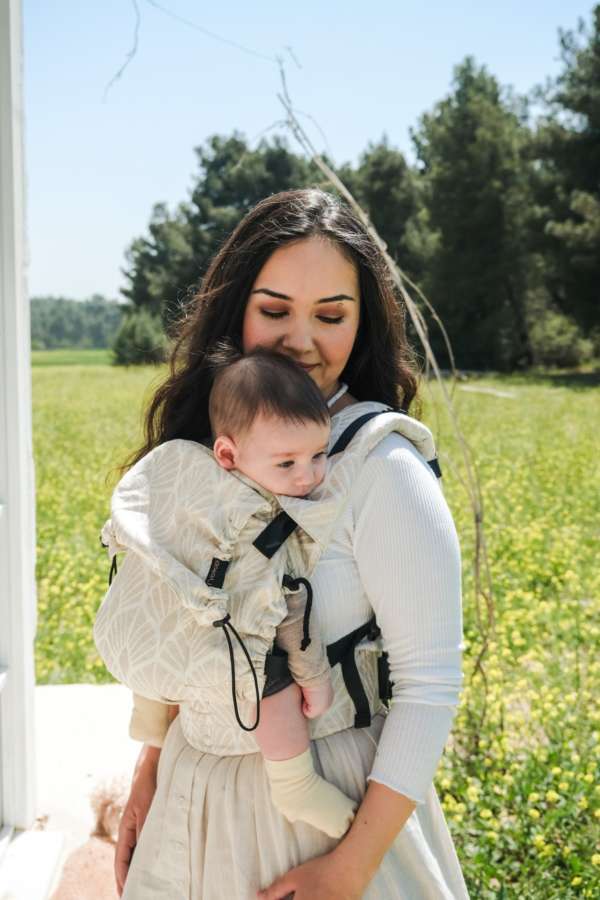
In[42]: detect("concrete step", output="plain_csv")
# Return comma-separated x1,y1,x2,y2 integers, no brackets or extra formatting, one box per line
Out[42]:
0,684,142,899
0,830,64,900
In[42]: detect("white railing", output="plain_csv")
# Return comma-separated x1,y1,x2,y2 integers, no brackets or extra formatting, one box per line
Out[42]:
0,0,37,830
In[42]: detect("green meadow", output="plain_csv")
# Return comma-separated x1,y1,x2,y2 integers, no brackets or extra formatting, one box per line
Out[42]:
32,349,599,898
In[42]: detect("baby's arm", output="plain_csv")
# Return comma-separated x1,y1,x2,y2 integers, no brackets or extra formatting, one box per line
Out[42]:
275,584,333,718
298,680,334,719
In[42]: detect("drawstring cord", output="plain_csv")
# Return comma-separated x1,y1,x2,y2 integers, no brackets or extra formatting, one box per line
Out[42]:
282,575,313,651
213,613,260,732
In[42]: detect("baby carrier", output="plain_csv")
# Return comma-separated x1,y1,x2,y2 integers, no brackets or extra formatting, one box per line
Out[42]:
93,404,442,753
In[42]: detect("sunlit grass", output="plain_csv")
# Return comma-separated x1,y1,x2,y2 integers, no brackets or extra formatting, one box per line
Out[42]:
32,354,599,897
31,348,114,366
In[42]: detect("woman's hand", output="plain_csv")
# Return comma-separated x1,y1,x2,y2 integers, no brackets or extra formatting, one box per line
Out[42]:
257,780,417,900
256,850,367,900
114,743,161,897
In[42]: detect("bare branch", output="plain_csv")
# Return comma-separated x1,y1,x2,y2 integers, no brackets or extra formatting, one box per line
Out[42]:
103,0,141,102
145,0,278,64
276,59,496,740
285,45,302,69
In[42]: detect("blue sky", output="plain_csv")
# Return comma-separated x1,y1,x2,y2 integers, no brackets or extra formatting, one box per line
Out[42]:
24,0,594,300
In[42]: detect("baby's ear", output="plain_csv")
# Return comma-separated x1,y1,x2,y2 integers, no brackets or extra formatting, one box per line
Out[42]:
213,435,236,470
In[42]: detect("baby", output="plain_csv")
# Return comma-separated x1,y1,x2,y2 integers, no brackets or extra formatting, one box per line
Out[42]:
208,343,357,838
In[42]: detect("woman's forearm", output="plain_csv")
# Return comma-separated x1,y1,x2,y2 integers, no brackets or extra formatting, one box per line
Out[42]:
331,780,417,887
134,741,161,782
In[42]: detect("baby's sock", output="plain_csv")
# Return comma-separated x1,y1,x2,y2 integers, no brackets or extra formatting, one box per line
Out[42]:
263,748,357,839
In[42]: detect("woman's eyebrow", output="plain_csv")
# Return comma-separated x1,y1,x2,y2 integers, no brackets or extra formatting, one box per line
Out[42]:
251,287,356,304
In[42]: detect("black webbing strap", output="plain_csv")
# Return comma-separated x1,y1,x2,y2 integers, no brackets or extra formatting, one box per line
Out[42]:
329,411,394,456
327,615,382,728
378,651,393,702
428,457,442,478
253,511,299,559
329,408,442,478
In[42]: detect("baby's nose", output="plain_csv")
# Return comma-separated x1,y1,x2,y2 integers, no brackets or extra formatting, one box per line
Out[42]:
295,470,314,490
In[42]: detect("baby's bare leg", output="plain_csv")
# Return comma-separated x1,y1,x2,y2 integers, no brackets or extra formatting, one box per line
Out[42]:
253,682,357,839
254,682,308,760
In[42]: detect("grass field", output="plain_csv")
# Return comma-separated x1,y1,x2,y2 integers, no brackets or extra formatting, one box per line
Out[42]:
31,350,599,897
31,348,114,367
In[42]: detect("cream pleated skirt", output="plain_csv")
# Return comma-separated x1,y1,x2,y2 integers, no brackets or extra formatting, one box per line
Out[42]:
122,714,469,899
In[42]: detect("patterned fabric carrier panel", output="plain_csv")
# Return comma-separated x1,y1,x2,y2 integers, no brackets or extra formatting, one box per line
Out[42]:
93,407,441,755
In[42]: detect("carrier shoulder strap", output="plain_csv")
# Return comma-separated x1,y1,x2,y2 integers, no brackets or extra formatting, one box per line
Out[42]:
330,408,442,478
253,408,441,561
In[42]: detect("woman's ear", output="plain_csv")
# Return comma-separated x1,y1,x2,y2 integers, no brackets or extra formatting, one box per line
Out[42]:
213,435,237,470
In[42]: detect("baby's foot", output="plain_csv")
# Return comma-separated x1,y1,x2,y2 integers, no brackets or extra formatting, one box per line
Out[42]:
264,748,357,839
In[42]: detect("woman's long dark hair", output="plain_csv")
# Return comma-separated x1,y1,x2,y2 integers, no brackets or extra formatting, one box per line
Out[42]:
121,188,421,472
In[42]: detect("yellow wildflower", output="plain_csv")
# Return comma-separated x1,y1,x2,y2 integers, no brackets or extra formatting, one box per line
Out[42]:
528,809,540,820
545,790,560,803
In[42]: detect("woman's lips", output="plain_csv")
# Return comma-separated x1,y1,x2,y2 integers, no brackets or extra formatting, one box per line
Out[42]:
298,363,318,370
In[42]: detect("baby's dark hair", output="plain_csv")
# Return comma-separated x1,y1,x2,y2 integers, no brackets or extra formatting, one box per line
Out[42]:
206,340,330,441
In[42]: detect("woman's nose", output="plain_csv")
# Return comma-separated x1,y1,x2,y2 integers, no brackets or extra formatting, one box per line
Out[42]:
281,323,315,354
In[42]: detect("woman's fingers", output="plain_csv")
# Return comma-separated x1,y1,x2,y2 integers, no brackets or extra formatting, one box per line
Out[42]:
257,876,295,899
114,806,138,896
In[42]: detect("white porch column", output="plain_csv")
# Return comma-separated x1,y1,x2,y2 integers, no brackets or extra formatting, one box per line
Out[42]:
0,0,37,829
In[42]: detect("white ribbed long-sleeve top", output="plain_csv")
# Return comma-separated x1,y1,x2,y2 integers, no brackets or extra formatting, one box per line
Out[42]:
311,401,464,804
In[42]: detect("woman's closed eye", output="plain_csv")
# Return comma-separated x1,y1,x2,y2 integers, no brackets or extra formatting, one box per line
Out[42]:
259,309,344,324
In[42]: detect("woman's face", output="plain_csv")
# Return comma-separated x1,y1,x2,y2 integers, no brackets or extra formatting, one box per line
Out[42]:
242,236,361,399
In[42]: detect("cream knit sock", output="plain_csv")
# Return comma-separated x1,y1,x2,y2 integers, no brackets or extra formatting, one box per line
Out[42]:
263,748,357,839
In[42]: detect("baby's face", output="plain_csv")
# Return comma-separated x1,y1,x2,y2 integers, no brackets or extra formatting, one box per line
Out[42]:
224,415,330,498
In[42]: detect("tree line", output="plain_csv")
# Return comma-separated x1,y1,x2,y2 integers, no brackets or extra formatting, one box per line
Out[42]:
44,7,600,371
30,295,123,350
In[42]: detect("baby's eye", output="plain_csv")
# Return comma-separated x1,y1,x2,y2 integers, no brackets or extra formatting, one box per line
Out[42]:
312,452,326,460
276,460,294,469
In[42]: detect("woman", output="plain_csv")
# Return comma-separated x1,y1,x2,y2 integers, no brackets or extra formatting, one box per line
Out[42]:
114,188,468,899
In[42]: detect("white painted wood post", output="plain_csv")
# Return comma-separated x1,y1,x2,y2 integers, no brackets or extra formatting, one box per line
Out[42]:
0,0,37,829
